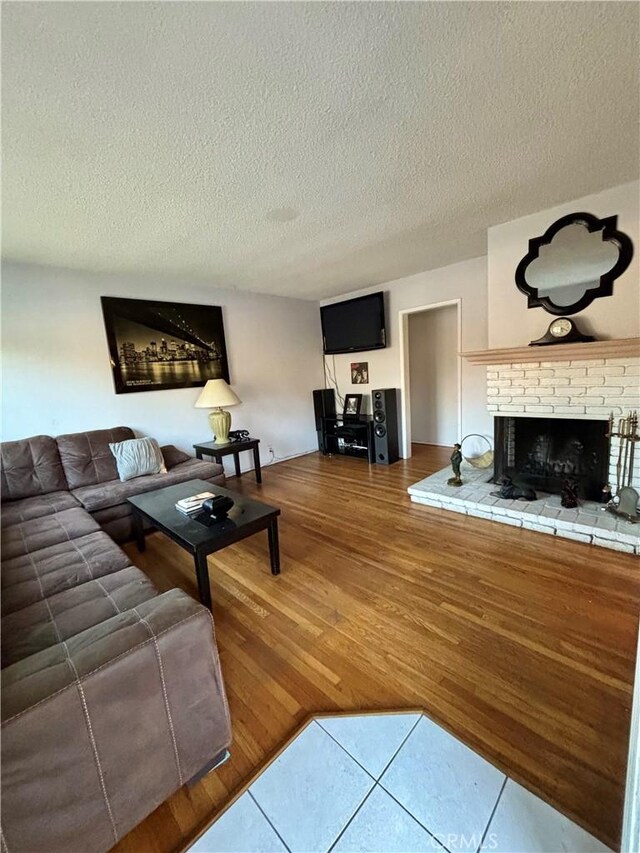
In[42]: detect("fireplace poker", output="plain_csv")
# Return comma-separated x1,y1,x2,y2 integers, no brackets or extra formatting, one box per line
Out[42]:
616,417,625,493
628,411,638,487
622,415,631,491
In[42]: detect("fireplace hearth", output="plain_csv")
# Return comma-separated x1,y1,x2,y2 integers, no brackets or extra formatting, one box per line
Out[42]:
494,417,609,501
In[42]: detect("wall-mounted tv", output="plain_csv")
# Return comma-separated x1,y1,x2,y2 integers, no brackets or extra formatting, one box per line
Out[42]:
321,292,386,355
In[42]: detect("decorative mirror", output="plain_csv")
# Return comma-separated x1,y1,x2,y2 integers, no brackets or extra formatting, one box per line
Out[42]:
515,211,634,316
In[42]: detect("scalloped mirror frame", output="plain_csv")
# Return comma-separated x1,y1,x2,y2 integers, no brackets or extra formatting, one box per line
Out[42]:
515,211,634,316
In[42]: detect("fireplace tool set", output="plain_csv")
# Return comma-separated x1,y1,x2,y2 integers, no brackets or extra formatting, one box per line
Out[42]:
606,411,639,523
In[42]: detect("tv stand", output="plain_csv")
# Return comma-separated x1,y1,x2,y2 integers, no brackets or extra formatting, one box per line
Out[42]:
319,414,375,463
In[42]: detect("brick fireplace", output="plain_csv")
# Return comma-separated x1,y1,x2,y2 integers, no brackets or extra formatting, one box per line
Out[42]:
408,339,640,554
486,353,640,493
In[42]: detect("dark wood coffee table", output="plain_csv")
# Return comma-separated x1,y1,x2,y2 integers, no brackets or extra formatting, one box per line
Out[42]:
128,479,281,609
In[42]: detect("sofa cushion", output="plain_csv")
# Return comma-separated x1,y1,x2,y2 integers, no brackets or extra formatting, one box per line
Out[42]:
56,426,134,489
1,436,69,501
1,491,81,528
160,444,191,469
1,565,158,668
71,458,225,512
1,506,100,562
1,530,131,616
110,436,167,481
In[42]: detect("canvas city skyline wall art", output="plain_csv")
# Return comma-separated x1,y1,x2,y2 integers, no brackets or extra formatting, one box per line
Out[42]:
101,297,230,394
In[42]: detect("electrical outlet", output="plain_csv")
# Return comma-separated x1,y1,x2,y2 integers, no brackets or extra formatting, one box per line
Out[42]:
268,445,274,454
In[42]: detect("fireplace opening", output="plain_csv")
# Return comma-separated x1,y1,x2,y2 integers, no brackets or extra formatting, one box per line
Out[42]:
493,417,609,501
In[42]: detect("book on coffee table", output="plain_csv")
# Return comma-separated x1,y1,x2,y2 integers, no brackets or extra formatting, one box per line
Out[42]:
175,491,215,515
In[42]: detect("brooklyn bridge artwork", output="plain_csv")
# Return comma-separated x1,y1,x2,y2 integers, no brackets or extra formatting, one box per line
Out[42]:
101,297,230,394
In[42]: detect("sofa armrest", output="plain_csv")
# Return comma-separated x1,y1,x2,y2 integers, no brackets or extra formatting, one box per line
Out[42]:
1,589,232,853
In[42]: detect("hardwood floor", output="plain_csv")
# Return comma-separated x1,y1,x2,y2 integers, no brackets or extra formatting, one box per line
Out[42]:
114,445,639,852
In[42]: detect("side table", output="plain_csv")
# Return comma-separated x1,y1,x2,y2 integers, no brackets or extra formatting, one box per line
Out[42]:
194,438,262,484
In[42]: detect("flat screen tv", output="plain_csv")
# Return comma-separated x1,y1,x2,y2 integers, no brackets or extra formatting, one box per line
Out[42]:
321,292,386,354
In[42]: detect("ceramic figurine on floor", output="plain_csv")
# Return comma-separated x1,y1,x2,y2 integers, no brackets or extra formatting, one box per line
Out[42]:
561,479,579,509
601,483,612,504
447,443,463,487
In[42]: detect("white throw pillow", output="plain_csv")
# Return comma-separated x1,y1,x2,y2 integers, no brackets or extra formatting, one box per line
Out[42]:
109,436,167,482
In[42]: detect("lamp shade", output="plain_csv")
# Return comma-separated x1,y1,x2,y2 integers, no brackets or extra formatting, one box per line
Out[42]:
194,379,241,409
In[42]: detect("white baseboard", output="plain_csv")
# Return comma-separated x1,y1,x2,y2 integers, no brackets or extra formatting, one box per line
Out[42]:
264,449,317,467
225,448,317,477
412,440,450,448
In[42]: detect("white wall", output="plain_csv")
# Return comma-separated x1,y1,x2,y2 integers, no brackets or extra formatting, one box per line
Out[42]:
488,181,640,348
321,255,491,455
408,305,458,445
1,262,324,474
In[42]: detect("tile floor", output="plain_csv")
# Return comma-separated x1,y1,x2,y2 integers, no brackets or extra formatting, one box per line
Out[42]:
189,712,612,853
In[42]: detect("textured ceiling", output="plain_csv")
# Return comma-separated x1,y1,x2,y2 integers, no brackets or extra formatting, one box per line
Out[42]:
2,2,639,300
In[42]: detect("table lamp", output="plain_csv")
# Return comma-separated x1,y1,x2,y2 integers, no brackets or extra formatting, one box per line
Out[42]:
194,379,241,445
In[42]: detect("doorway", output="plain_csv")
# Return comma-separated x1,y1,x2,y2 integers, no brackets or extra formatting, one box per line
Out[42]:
399,300,461,458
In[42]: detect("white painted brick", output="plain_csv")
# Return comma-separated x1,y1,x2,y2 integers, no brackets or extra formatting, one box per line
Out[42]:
579,376,607,386
511,362,539,369
495,516,523,528
599,386,625,397
499,404,525,412
445,503,468,515
554,406,586,414
572,359,605,367
508,387,527,396
617,529,640,547
575,396,605,405
606,397,640,407
491,505,509,516
559,367,587,377
493,379,512,388
556,529,592,544
522,520,558,534
589,366,625,376
592,537,637,553
620,376,640,390
526,369,555,378
520,378,541,387
487,371,498,380
487,404,498,411
520,396,541,405
492,396,513,404
466,507,494,520
589,406,623,416
524,405,554,413
540,361,571,368
503,507,527,519
624,365,640,375
500,369,525,378
540,396,571,405
487,387,499,396
566,386,588,396
539,376,570,387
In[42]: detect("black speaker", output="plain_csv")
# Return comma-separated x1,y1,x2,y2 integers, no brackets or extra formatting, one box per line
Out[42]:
372,388,399,464
313,388,336,429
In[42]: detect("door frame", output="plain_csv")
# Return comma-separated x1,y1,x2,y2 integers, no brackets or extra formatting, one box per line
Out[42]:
398,299,462,459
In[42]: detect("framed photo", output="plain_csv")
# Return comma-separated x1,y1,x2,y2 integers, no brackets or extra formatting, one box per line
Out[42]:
343,394,363,418
101,296,230,394
351,362,369,384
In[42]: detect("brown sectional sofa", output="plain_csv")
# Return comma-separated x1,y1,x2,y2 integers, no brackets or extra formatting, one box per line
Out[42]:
1,428,232,852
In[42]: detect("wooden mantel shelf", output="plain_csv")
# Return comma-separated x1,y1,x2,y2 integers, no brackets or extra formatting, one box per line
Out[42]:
461,337,640,365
